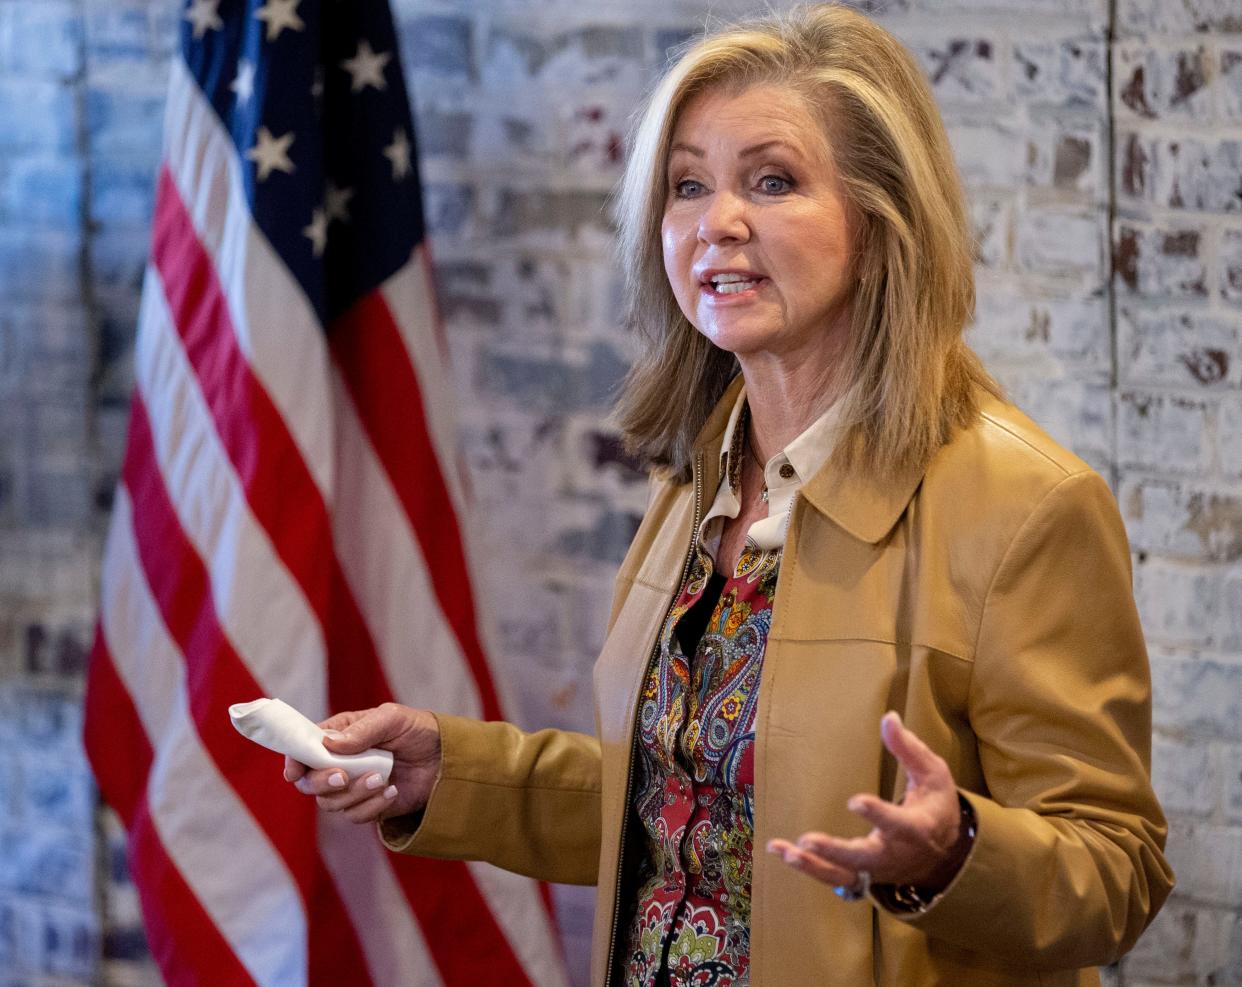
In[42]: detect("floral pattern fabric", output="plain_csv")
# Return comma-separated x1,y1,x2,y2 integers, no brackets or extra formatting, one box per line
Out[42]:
621,539,780,987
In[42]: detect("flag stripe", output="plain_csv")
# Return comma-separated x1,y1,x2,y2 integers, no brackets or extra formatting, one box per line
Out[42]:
120,393,369,985
97,487,309,985
327,375,478,712
316,813,443,987
135,262,327,719
151,165,334,658
85,633,259,987
330,294,504,722
163,58,334,499
379,252,467,515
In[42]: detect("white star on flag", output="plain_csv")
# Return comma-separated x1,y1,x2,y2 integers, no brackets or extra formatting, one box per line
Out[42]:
254,0,304,41
341,40,391,92
303,207,328,256
230,59,256,105
383,128,412,181
247,126,296,181
184,0,223,39
325,182,354,224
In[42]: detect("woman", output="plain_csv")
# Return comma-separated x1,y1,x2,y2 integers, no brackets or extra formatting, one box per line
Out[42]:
286,6,1173,984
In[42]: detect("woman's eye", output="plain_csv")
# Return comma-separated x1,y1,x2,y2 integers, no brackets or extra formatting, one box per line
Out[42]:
758,174,792,194
674,179,705,198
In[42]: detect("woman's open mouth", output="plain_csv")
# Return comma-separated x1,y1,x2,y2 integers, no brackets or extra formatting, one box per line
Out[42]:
702,273,767,297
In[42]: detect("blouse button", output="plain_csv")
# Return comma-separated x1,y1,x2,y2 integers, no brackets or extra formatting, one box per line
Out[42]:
778,463,795,479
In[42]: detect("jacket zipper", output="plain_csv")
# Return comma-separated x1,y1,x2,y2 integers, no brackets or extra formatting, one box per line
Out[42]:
603,452,704,987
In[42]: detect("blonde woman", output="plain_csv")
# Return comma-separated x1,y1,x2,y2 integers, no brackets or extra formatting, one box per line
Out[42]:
286,5,1173,983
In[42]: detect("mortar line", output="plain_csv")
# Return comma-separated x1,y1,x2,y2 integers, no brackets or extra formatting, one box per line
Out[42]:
1105,0,1121,496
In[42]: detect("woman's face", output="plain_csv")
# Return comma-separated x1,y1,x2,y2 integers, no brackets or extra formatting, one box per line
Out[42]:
661,84,856,364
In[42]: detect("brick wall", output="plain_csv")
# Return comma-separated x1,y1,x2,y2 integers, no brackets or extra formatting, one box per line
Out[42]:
0,0,1238,984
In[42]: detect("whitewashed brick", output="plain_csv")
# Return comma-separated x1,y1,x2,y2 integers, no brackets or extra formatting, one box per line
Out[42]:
1012,35,1107,109
0,156,83,229
1221,48,1242,121
1165,819,1242,907
1119,306,1241,389
972,292,1109,378
1222,228,1242,306
1118,391,1213,474
908,35,1004,105
88,156,158,231
0,230,79,305
0,2,81,78
968,197,1009,269
1220,394,1242,479
1115,43,1215,122
1133,558,1221,648
1118,133,1242,213
1122,900,1231,983
486,187,614,248
1119,0,1242,35
1222,572,1242,652
1152,734,1218,817
948,120,1024,188
84,64,170,156
1015,208,1104,279
1122,476,1242,562
0,80,76,153
1114,222,1208,299
83,0,177,66
1150,652,1242,739
1223,742,1242,823
1025,121,1105,200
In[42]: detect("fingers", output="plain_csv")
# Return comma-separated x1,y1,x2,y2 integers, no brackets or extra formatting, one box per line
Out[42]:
283,754,307,783
794,831,882,874
320,703,408,755
766,837,857,888
846,793,907,833
303,768,397,813
880,711,947,787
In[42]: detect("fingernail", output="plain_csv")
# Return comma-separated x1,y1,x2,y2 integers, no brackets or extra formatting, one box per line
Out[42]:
784,848,799,864
295,778,310,794
383,785,398,800
847,797,863,812
323,729,345,739
365,773,384,790
329,773,346,788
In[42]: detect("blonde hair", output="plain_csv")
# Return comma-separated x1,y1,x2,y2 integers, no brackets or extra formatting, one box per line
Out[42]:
613,3,1000,479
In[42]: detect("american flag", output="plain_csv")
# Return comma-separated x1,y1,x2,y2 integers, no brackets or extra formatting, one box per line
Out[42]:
83,1,567,984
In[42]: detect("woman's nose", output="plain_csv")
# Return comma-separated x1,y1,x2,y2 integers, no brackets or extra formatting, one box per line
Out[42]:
697,191,750,245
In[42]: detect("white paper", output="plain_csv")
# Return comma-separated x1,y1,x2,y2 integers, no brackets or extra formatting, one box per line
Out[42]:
229,698,393,783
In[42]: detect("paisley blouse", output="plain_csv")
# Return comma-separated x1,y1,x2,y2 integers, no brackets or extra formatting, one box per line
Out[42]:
621,541,780,987
619,389,845,987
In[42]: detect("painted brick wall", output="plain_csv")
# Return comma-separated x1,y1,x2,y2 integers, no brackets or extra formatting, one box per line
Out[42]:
0,0,1238,984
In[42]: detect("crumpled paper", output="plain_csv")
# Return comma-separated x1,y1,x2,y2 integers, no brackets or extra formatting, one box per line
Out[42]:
229,698,393,783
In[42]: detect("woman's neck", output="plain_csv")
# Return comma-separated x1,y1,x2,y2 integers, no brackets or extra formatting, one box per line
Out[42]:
740,358,845,467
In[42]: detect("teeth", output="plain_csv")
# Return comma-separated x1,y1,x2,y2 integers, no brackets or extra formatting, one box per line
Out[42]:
709,273,761,294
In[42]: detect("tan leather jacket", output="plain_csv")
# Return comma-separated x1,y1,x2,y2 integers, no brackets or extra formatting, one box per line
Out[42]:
382,382,1173,985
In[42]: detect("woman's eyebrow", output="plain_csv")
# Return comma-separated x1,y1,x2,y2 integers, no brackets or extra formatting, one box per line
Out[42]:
668,139,800,159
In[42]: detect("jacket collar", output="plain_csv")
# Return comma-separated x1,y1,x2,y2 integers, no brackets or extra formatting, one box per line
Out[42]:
693,376,928,545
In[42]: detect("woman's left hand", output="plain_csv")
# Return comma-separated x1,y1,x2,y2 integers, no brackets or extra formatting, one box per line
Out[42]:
766,711,969,895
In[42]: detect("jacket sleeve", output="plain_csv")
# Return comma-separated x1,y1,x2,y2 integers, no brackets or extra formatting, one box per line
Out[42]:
895,470,1174,968
378,713,602,886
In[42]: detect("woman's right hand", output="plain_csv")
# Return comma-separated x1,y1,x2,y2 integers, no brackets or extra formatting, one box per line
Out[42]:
283,703,442,824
